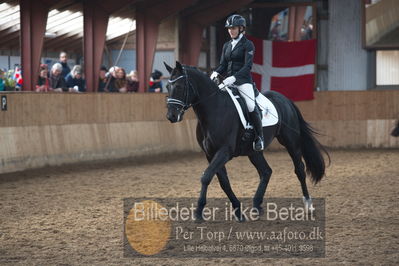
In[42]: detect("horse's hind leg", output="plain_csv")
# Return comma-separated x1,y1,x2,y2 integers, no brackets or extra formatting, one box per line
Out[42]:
277,135,312,208
248,153,273,214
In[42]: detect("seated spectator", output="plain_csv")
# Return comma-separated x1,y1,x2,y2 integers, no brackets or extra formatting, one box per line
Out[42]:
148,69,163,93
49,63,67,92
65,65,85,92
98,66,108,92
114,67,127,93
58,51,71,78
126,70,139,92
36,64,50,92
0,69,4,91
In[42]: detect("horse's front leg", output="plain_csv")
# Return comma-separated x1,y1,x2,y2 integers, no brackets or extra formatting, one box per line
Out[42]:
196,147,231,221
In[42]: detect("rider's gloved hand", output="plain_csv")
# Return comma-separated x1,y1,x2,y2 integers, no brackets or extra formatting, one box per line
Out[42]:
222,76,236,86
210,71,219,81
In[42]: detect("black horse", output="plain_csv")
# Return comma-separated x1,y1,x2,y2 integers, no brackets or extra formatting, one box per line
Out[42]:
391,120,399,137
164,61,329,221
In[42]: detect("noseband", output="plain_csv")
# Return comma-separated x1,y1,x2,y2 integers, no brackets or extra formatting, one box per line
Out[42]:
166,67,199,113
166,67,219,117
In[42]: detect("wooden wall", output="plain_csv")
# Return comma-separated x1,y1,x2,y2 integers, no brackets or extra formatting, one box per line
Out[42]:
0,90,398,173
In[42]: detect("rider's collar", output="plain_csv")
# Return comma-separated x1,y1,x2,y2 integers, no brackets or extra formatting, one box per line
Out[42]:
232,33,243,42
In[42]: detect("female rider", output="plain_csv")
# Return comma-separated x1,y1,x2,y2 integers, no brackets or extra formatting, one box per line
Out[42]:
210,14,264,151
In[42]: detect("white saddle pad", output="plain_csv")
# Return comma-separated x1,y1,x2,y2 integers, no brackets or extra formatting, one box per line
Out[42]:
225,88,279,129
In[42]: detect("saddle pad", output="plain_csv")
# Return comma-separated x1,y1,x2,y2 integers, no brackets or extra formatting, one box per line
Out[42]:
257,93,279,127
225,88,279,129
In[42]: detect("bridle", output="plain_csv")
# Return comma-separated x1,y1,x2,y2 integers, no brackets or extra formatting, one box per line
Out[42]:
166,67,218,116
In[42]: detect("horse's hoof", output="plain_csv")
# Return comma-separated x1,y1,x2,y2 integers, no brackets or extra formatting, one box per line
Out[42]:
254,206,264,216
195,218,204,223
236,215,246,223
303,196,313,213
233,212,246,223
195,212,204,223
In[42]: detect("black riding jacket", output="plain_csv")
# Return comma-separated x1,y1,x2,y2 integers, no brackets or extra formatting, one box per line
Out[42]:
215,35,255,85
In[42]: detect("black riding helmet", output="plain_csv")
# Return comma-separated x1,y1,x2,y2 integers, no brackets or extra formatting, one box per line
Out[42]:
225,14,246,28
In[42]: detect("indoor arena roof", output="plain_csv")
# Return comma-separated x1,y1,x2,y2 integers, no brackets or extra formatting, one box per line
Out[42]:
0,0,136,51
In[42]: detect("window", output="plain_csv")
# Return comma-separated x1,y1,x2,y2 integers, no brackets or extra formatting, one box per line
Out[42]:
376,50,399,85
245,4,316,42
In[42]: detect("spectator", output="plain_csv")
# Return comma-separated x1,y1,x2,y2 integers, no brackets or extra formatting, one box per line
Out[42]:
49,63,67,92
98,66,108,92
58,51,71,78
65,65,85,92
0,69,4,91
114,67,127,93
106,66,118,92
300,18,313,40
126,70,139,92
148,69,163,93
36,64,50,92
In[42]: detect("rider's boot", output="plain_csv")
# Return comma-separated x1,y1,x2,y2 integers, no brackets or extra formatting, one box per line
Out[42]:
249,107,264,151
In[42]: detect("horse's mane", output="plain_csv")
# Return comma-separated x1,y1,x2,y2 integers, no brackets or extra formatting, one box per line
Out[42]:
183,65,219,90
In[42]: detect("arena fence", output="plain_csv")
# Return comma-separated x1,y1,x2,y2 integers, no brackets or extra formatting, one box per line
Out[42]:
0,90,397,173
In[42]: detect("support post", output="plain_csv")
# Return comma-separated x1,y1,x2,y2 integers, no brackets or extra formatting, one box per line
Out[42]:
83,0,109,92
20,0,49,91
136,0,195,92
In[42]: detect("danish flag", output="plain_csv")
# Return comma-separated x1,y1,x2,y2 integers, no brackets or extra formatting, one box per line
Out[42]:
247,35,316,101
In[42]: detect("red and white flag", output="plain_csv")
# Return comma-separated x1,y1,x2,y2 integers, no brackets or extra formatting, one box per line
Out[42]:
247,35,316,101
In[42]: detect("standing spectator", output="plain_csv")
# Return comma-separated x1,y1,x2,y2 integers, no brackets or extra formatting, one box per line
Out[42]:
106,66,118,92
98,66,108,92
148,69,163,93
49,63,67,92
300,17,313,40
126,70,139,92
36,64,50,92
58,51,71,78
0,69,5,91
114,67,127,93
65,65,85,92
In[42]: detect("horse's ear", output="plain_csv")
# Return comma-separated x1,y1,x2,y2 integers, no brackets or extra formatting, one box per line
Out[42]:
164,62,173,74
175,61,183,73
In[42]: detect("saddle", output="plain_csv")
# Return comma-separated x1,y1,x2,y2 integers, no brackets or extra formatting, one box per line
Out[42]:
223,84,279,139
228,86,260,142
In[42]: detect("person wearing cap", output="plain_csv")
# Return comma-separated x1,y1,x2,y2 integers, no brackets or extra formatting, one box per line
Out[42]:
148,69,163,93
65,65,86,92
210,14,264,151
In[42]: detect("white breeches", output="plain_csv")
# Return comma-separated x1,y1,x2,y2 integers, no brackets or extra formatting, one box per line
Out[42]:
237,83,256,112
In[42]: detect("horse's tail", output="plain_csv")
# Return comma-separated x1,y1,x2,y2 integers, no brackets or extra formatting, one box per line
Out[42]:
291,102,330,184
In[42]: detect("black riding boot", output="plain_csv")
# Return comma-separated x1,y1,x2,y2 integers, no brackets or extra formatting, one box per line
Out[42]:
249,108,264,151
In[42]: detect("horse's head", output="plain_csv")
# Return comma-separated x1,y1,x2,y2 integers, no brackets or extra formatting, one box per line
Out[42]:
164,61,197,123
